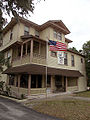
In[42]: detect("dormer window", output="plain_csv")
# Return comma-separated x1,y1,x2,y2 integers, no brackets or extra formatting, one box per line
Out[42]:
54,30,62,40
10,29,13,40
35,30,39,37
24,26,29,35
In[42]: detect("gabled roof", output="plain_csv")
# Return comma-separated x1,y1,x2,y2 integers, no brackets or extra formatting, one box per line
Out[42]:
3,17,70,35
39,20,70,34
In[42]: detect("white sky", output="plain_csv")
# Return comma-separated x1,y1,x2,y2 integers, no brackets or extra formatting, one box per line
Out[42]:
6,0,90,50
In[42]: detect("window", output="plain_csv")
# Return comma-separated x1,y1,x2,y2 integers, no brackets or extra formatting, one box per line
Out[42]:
71,55,75,66
10,29,13,40
35,30,39,37
57,33,62,40
24,26,29,35
51,51,57,57
9,75,15,85
81,58,83,63
64,53,68,65
47,75,51,87
18,46,21,57
20,74,28,88
54,31,57,39
54,31,62,40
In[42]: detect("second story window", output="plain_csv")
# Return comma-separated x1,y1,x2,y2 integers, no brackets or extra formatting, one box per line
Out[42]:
71,55,75,66
81,58,83,63
35,30,39,37
54,31,62,40
24,26,29,35
51,51,57,57
54,31,57,39
10,29,13,40
18,46,21,57
57,33,62,40
64,53,68,65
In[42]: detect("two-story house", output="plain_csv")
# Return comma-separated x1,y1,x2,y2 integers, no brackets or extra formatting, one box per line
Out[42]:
0,17,87,97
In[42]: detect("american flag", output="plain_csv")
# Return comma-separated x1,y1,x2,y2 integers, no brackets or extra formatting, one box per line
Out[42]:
49,40,67,51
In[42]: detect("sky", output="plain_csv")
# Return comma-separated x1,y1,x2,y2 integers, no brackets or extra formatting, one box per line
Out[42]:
6,0,90,50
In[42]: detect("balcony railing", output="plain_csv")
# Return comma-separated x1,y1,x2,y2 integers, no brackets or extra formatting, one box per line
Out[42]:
12,53,46,67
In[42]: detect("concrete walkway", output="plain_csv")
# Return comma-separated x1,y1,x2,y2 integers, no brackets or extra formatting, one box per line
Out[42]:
27,92,72,100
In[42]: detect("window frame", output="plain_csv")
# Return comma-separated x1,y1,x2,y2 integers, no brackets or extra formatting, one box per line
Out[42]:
24,26,29,35
64,52,68,65
53,30,62,40
71,55,75,66
51,51,57,57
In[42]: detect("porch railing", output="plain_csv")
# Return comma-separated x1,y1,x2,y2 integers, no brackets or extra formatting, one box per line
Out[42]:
12,52,46,66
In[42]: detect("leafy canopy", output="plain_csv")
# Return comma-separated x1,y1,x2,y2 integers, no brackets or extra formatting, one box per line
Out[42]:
83,40,90,86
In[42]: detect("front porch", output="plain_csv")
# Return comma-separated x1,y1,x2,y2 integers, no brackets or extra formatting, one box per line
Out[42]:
7,74,78,98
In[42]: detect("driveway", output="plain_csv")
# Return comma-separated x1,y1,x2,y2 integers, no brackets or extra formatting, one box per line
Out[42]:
0,96,62,120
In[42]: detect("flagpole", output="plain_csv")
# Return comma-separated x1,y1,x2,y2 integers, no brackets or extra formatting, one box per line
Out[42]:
46,37,48,100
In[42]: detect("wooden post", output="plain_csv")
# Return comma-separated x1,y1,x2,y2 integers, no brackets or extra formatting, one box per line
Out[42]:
51,75,55,93
66,76,68,92
21,44,23,60
30,40,33,63
26,43,27,55
28,74,31,96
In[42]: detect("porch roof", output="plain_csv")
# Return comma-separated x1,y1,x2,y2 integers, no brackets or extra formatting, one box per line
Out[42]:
3,64,83,77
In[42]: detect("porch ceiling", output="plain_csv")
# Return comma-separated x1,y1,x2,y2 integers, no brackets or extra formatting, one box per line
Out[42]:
3,64,83,77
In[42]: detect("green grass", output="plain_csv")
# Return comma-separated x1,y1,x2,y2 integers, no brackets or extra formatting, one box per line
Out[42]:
32,99,90,120
75,91,90,98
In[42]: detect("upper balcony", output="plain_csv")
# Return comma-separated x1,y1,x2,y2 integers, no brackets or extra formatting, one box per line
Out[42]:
12,35,46,67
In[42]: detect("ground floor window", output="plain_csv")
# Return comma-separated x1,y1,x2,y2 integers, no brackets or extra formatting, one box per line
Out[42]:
20,74,28,88
68,78,77,87
9,75,15,85
55,75,62,88
47,75,51,87
31,75,42,88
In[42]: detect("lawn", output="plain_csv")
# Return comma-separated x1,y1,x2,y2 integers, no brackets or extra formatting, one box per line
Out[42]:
26,98,90,120
75,90,90,98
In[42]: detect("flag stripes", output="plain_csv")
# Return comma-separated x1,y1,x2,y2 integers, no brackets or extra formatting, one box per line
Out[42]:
49,40,67,51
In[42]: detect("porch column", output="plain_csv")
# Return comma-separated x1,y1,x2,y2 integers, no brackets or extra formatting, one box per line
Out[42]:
21,44,23,60
30,40,33,63
26,43,27,55
66,76,68,92
18,75,20,93
28,74,31,96
51,75,55,93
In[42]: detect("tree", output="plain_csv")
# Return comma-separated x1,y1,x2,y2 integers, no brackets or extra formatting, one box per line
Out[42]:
83,40,90,86
69,47,79,53
0,0,44,44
